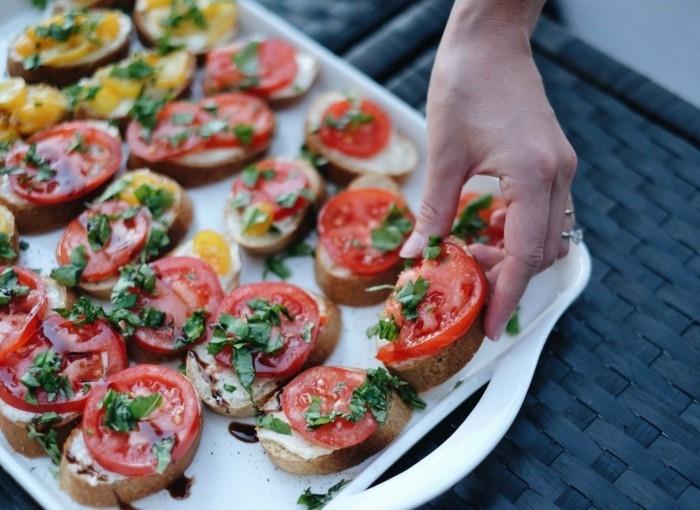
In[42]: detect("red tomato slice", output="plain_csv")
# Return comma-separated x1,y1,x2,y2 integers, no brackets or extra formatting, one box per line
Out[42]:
230,159,311,221
56,201,151,283
126,102,205,163
454,192,507,246
131,257,223,354
0,315,127,413
318,188,413,275
377,238,487,363
318,99,391,157
0,267,47,360
213,283,320,379
196,93,274,149
204,39,298,96
5,122,121,206
82,365,201,477
281,366,377,449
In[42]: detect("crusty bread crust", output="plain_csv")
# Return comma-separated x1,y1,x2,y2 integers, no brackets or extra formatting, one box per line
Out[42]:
385,311,485,392
259,392,412,475
0,408,80,459
6,20,132,88
59,424,201,507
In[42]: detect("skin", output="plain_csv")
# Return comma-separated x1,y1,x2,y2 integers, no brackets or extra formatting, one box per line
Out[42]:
400,0,578,340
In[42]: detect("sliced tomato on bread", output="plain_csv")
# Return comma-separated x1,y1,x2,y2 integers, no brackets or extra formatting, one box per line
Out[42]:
0,267,48,360
451,192,506,246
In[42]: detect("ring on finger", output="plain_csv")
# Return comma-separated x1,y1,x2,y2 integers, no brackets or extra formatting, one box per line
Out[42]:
565,208,575,216
561,228,583,244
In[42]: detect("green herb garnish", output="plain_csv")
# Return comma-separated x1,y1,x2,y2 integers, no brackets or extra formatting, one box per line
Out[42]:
297,480,349,510
370,204,412,252
50,245,87,287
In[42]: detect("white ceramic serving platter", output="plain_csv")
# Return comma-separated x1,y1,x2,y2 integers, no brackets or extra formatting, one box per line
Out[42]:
0,1,591,509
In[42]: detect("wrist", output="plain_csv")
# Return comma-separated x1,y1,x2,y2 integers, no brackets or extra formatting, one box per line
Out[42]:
452,0,544,33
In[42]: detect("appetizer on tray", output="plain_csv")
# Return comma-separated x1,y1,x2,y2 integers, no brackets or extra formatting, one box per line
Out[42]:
7,9,132,87
0,121,122,233
305,91,418,185
225,157,323,255
369,237,487,391
258,365,424,475
126,93,274,186
0,79,67,140
186,282,340,417
59,364,203,507
0,205,19,265
316,175,414,306
54,169,192,297
204,38,319,105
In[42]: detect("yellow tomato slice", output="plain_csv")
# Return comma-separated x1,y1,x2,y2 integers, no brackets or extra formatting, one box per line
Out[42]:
153,50,190,90
0,79,27,112
193,230,231,275
41,37,92,65
118,171,179,208
13,86,67,135
243,202,274,236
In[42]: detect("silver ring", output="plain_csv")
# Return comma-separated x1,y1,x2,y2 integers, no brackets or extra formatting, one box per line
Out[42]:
565,208,575,216
561,228,583,244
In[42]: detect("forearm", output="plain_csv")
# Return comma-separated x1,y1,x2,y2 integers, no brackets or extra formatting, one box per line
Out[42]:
450,0,545,35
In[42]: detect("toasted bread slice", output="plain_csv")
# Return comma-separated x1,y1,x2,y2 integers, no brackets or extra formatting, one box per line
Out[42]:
224,158,324,256
74,168,193,299
304,92,418,186
315,175,406,306
384,311,485,392
59,425,200,507
203,39,319,107
0,205,19,265
258,392,411,475
73,50,196,128
7,10,132,88
186,291,340,417
133,0,238,58
54,0,134,10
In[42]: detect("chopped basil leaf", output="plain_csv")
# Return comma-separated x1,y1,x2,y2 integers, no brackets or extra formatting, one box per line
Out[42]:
20,349,73,405
256,414,291,435
262,242,314,280
95,176,131,203
100,389,162,432
241,165,275,187
451,194,492,241
242,206,270,234
67,132,87,154
506,306,521,335
300,144,328,169
395,276,429,321
304,396,343,429
230,191,251,209
174,309,207,349
24,54,41,70
366,316,399,341
24,143,55,181
140,226,170,262
297,480,349,510
86,214,112,251
152,436,175,473
233,42,260,84
156,33,185,55
110,59,154,80
423,235,442,260
162,0,207,29
130,95,167,134
19,240,29,251
35,411,60,425
141,307,166,328
223,383,236,392
134,184,174,218
199,119,228,138
50,245,87,287
63,84,101,111
0,233,16,261
54,296,106,326
233,124,254,145
346,368,426,424
171,112,194,125
27,425,60,464
0,268,31,306
370,204,412,252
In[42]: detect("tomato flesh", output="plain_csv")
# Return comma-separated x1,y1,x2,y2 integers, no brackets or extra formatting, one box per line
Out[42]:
82,365,201,477
230,159,311,221
0,267,47,360
377,238,486,363
6,122,121,205
0,314,127,413
319,99,391,157
318,188,413,275
454,192,506,246
56,200,151,283
281,366,377,449
196,94,274,149
213,283,320,379
131,257,224,354
204,39,298,96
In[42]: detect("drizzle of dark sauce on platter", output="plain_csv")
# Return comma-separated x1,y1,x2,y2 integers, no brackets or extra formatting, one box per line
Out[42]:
167,474,194,500
228,421,258,443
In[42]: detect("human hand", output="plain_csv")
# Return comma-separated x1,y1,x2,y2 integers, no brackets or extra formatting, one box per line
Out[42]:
400,3,578,340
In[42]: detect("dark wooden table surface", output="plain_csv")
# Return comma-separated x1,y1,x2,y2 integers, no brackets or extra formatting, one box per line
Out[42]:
2,1,699,508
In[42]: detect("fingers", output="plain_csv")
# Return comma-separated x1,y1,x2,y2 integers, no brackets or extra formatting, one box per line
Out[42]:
485,178,551,340
469,243,504,270
542,147,577,267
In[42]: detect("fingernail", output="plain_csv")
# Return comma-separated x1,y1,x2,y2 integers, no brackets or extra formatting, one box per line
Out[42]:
400,232,426,258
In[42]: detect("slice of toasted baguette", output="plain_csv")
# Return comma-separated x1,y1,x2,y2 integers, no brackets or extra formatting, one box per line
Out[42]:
76,169,193,299
133,0,237,59
315,175,406,306
385,311,485,392
225,158,324,256
258,391,411,475
0,205,19,265
304,92,418,186
59,425,200,507
6,11,132,88
54,0,134,11
186,291,340,417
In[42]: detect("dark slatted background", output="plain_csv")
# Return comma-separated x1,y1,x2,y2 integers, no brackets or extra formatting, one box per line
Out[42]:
3,1,699,508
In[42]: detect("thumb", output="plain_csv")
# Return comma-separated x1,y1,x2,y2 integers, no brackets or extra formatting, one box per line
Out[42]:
400,165,465,258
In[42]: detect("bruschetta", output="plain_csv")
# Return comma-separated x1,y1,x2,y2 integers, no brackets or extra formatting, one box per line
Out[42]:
369,236,487,391
52,168,192,298
451,191,506,246
133,0,238,57
225,157,323,256
7,9,132,87
59,364,202,507
315,175,414,306
127,94,274,186
0,79,68,141
70,49,196,127
257,365,424,474
203,38,319,106
0,121,122,233
171,229,241,291
186,282,341,418
304,92,418,185
0,206,19,265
